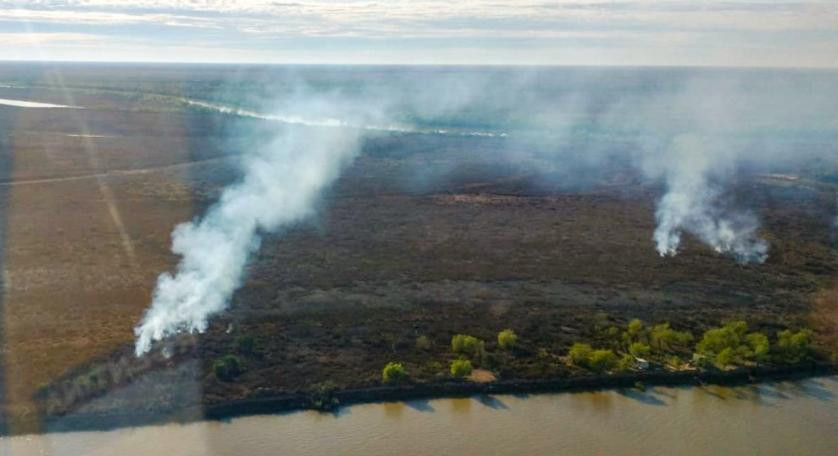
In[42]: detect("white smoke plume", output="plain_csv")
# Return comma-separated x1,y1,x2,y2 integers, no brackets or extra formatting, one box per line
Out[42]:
134,119,364,356
132,72,508,356
181,98,506,138
649,135,768,263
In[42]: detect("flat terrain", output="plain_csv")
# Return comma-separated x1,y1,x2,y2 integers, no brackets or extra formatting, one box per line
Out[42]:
0,67,836,434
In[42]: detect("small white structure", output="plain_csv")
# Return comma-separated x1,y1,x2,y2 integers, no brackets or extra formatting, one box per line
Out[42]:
634,357,650,370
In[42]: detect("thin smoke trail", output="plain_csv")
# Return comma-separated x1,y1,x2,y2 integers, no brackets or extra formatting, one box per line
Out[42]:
181,98,507,138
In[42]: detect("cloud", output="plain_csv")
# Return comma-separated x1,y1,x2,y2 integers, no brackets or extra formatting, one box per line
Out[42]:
0,31,100,45
0,1,836,65
4,1,837,34
0,8,221,28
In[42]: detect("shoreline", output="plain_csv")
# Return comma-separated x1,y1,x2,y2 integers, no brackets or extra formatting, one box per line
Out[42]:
29,361,836,438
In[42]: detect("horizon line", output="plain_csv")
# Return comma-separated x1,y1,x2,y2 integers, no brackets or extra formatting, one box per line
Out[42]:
0,59,837,72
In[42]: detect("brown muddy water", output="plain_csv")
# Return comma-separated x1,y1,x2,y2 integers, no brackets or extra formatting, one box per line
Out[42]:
2,376,837,455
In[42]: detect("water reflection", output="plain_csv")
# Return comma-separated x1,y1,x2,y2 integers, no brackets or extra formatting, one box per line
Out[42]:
567,390,615,414
382,402,404,419
694,378,834,406
449,397,472,415
616,388,667,406
404,399,435,413
474,394,508,410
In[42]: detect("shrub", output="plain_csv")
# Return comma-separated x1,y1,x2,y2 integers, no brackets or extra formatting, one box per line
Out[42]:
450,359,473,378
415,335,432,350
715,347,734,367
697,321,748,356
310,381,339,411
497,329,518,350
425,360,443,373
667,355,683,369
234,335,256,355
213,355,242,381
649,323,693,352
696,321,763,367
601,326,622,349
568,343,593,366
451,334,486,364
452,334,481,355
746,332,770,362
775,329,812,363
629,342,651,359
588,349,618,373
382,362,409,384
692,353,712,368
623,319,646,344
618,354,635,371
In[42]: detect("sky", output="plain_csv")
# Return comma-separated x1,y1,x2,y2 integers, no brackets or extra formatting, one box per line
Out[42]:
0,1,836,67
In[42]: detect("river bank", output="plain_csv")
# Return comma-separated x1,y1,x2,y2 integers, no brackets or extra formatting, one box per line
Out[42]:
34,361,836,437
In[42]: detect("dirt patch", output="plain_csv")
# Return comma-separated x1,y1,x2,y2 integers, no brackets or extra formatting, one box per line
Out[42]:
469,369,497,383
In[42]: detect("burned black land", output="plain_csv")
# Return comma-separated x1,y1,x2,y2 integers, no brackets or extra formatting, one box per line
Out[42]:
0,64,836,435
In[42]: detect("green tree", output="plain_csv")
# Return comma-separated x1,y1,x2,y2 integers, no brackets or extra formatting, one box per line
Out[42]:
650,323,693,352
234,335,256,356
568,343,593,366
497,329,518,350
629,342,651,359
714,347,734,367
415,335,432,350
696,321,757,368
618,354,635,371
696,321,748,357
588,349,618,373
382,362,409,384
667,355,683,369
775,329,812,363
624,319,647,345
601,326,622,349
451,334,482,355
213,355,242,381
450,359,473,377
451,334,486,364
746,332,770,362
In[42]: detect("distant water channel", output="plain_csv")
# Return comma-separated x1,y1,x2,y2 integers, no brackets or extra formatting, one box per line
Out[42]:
2,376,837,455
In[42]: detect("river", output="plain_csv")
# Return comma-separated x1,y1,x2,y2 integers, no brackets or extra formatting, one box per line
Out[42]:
2,376,836,455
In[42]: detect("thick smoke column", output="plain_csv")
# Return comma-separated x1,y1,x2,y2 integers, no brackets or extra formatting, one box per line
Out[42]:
134,123,363,356
650,135,768,263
